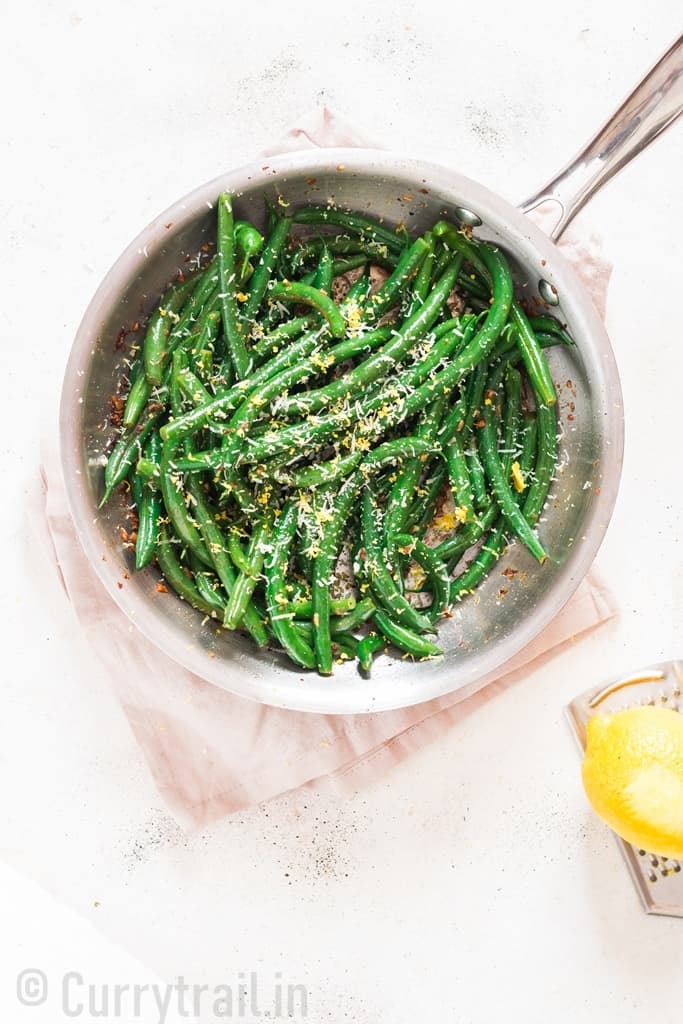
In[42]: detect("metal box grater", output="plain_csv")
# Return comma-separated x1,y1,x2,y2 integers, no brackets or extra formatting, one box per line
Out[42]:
566,659,683,918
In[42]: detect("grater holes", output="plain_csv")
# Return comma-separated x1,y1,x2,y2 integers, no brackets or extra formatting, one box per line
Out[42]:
637,848,682,883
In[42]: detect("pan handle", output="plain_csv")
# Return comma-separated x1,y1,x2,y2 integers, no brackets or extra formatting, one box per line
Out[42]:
519,33,683,241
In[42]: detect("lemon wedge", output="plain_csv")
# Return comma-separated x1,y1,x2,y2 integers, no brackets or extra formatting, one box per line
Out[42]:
582,705,683,859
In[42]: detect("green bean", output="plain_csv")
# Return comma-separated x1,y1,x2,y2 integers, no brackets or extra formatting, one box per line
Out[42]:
450,415,538,601
185,477,268,646
292,207,405,254
384,395,446,542
410,231,436,306
264,502,317,669
167,268,221,359
176,364,212,407
190,306,222,361
435,501,498,565
445,430,475,528
156,528,220,618
227,529,250,574
501,366,522,478
223,511,273,630
371,609,442,660
524,402,558,525
462,357,489,438
331,254,368,277
191,558,229,613
242,215,291,321
360,490,433,633
529,314,573,347
100,411,160,506
434,222,557,408
341,274,373,309
274,451,363,490
404,461,448,534
393,533,451,621
361,236,431,325
217,192,252,380
311,437,434,674
267,281,346,338
164,450,226,473
235,220,264,279
476,373,547,564
510,301,556,408
250,315,317,363
123,369,152,428
290,234,399,269
135,456,157,480
134,431,163,569
331,631,359,661
357,633,387,673
465,448,488,509
158,442,212,566
333,595,376,633
169,349,186,418
143,275,197,387
282,595,357,619
312,245,334,294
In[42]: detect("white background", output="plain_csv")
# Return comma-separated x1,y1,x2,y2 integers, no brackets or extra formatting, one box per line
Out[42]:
2,1,682,1021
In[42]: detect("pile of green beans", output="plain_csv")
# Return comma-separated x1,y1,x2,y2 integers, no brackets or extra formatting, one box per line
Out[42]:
102,193,570,675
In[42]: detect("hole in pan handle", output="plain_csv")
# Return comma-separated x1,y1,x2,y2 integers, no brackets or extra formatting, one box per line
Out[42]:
519,33,683,242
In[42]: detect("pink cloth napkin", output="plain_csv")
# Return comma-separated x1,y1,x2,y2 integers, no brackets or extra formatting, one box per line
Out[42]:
40,107,618,829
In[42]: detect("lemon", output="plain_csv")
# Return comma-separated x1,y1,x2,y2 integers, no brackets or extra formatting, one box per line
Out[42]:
582,705,683,859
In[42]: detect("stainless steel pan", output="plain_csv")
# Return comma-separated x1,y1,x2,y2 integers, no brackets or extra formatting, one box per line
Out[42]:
60,37,683,714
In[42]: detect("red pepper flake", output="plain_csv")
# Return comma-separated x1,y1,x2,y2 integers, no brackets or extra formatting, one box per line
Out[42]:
419,188,429,195
501,567,518,579
497,587,509,599
541,259,547,267
165,222,173,230
305,177,317,185
110,394,124,426
114,328,127,350
156,582,169,594
117,581,123,589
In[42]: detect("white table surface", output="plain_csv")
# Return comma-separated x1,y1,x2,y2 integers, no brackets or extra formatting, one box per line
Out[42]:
3,2,682,1021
